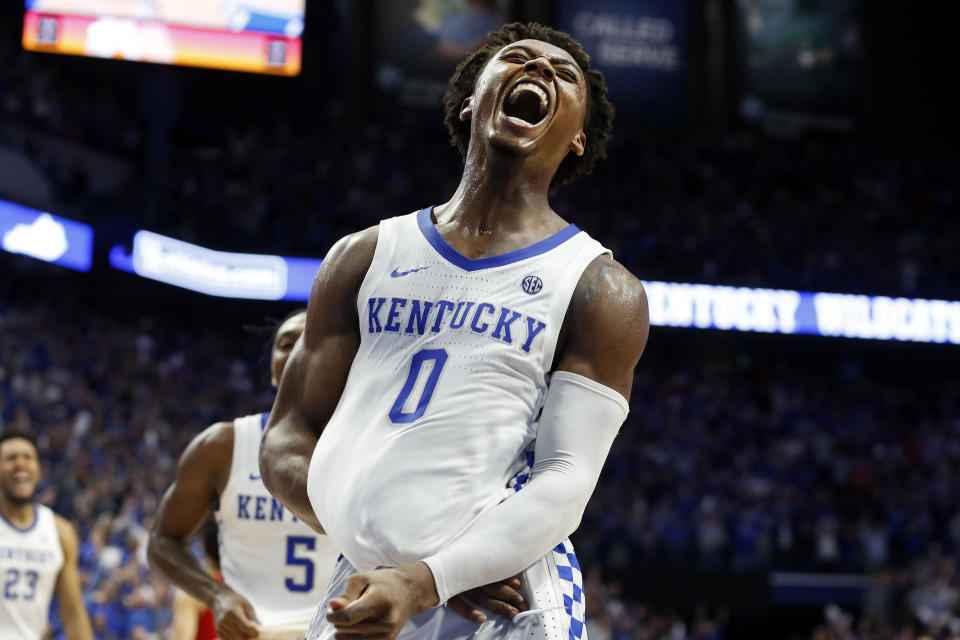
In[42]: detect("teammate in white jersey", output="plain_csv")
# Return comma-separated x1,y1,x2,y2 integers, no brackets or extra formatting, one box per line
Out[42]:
261,22,648,640
0,430,94,640
149,310,339,640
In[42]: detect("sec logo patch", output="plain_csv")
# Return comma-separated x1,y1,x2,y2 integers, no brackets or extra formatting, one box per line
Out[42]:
521,275,543,295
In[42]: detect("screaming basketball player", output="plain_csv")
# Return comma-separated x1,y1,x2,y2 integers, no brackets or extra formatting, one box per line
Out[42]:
260,22,649,640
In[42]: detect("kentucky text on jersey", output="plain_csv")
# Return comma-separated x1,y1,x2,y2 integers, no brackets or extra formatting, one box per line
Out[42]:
0,546,57,564
235,494,299,523
366,297,548,353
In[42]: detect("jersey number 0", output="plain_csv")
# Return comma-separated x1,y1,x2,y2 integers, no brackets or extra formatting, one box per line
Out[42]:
389,349,448,424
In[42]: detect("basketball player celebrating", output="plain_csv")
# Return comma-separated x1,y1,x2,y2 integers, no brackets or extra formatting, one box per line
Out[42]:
0,431,94,640
261,21,648,640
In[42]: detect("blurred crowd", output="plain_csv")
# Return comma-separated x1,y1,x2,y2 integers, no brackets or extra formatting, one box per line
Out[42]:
0,288,272,638
807,547,960,640
2,284,958,638
580,356,960,576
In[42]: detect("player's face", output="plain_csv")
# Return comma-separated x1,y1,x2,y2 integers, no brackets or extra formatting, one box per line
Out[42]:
270,312,307,388
464,39,587,165
0,438,40,505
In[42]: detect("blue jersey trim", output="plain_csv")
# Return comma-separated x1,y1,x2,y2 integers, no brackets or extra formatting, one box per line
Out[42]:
417,206,581,271
260,411,270,432
0,504,39,534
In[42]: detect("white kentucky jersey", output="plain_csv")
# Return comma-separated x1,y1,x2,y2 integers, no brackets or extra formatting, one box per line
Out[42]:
0,504,64,640
215,413,339,636
308,206,609,571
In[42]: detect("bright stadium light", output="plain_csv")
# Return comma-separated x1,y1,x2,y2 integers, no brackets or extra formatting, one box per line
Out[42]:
0,198,93,271
110,230,290,300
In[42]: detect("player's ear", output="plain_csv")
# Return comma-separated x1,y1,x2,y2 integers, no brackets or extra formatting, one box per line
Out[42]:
460,97,473,122
570,131,586,157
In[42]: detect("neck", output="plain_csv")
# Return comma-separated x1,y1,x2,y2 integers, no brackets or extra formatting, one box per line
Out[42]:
437,144,555,232
0,495,35,529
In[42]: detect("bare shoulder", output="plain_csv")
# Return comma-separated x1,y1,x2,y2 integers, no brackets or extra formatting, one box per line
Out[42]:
572,254,647,316
304,225,380,341
557,254,649,398
316,225,380,280
175,421,235,495
52,513,78,551
182,421,235,465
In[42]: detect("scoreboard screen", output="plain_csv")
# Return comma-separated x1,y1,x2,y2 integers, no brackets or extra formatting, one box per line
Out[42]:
22,0,304,75
737,0,859,132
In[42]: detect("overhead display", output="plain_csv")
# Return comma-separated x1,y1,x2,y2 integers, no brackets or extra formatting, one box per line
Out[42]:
22,0,304,75
372,0,507,107
557,0,689,122
736,0,860,133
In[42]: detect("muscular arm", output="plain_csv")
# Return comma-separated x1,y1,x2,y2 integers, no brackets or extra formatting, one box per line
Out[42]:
421,255,648,600
53,515,94,640
553,254,649,396
148,423,260,639
259,227,377,531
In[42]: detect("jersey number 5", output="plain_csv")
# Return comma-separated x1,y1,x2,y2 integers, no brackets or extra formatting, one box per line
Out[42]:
285,536,315,592
389,349,448,424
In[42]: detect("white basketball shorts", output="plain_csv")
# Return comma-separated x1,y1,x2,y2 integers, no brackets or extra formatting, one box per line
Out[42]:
305,539,586,640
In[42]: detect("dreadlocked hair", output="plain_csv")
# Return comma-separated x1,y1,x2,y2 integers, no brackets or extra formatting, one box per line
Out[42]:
443,22,614,188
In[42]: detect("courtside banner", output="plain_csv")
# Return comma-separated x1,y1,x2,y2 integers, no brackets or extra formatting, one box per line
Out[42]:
0,198,93,271
644,281,960,345
557,0,688,121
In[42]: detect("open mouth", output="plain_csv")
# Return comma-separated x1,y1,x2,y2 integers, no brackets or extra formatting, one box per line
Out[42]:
503,82,549,127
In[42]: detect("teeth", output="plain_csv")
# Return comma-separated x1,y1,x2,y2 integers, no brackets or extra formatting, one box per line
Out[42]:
509,82,548,112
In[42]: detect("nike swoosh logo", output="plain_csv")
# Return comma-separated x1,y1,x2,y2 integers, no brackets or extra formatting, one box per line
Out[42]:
390,266,430,278
249,473,261,481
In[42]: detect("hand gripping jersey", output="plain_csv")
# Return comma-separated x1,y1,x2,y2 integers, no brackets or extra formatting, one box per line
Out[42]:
0,505,64,640
215,413,340,638
307,206,608,571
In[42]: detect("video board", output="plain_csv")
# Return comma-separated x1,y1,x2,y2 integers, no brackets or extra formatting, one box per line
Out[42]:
22,0,304,75
372,0,507,107
557,0,689,123
737,0,860,133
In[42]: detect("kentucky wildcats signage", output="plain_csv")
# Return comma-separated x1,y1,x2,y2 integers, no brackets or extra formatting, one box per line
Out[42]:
644,281,960,345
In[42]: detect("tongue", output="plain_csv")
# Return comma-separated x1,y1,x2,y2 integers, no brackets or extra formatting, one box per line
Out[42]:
505,89,545,125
